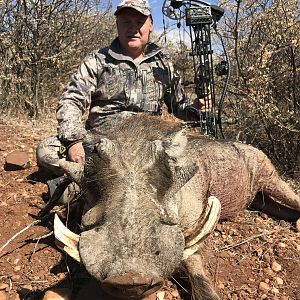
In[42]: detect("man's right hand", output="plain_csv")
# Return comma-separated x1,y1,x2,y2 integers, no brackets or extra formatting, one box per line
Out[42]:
68,142,85,164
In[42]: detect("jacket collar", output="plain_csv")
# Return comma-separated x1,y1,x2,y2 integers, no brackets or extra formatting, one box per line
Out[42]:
108,38,162,64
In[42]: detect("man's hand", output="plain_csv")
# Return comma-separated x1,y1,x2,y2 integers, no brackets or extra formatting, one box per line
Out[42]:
68,142,85,164
193,94,212,112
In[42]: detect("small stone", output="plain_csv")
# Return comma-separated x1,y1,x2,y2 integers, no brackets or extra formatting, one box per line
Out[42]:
171,290,179,297
216,224,222,231
4,150,30,171
14,265,21,272
0,284,8,291
271,261,282,272
156,291,165,300
263,253,271,263
0,291,7,300
264,278,270,284
278,242,286,248
10,275,21,282
259,282,270,293
260,295,268,299
43,289,71,300
275,277,284,285
296,218,300,232
271,287,280,295
218,283,225,290
264,267,274,276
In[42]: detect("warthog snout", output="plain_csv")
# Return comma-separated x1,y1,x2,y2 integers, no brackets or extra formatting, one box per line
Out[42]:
101,272,164,298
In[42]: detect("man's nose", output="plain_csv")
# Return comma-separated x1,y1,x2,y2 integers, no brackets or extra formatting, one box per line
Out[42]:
127,22,141,32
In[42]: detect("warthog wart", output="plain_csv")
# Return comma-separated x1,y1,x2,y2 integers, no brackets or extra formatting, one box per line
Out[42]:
53,114,300,300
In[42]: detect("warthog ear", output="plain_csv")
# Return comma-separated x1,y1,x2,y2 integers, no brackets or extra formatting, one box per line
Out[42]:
59,160,84,184
164,129,187,160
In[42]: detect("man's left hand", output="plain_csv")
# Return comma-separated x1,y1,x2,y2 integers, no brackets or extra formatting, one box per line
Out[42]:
193,94,212,112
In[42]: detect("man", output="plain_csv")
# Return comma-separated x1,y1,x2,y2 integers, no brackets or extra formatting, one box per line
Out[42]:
37,0,204,175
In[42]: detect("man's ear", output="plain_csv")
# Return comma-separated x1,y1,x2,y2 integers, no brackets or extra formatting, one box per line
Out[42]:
149,17,153,33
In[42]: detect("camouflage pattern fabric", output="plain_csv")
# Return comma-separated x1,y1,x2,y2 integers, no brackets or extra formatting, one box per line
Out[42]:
56,38,187,146
37,39,189,173
114,0,152,16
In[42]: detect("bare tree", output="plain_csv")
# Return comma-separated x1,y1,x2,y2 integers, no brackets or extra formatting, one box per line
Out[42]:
220,0,300,172
0,0,115,117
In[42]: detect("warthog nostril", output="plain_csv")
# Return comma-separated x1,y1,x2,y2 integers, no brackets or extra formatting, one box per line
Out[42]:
101,272,164,298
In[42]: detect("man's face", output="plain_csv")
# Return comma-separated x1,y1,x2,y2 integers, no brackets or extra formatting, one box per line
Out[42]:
116,8,153,57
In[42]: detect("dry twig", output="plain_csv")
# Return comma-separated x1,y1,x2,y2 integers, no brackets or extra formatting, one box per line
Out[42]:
0,210,58,255
0,219,42,254
217,228,284,252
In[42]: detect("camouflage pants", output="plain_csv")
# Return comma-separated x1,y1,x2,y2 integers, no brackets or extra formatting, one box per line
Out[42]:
36,136,67,176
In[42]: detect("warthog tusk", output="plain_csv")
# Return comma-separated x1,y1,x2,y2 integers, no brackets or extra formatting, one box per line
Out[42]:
54,214,81,262
183,196,221,260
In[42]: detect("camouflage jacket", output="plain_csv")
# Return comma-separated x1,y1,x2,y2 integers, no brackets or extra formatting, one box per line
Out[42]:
56,38,189,144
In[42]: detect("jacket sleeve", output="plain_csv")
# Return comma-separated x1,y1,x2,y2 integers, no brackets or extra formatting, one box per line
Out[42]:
163,60,200,121
56,52,99,145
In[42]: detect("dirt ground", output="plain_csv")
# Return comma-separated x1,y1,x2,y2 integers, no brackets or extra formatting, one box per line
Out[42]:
0,116,299,300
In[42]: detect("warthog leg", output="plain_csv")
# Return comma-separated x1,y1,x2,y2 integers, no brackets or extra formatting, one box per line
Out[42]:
253,158,300,220
182,254,219,300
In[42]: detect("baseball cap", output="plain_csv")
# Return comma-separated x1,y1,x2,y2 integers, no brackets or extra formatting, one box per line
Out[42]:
114,0,152,17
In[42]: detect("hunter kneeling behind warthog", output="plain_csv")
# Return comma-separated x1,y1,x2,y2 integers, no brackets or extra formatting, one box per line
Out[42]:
52,114,300,300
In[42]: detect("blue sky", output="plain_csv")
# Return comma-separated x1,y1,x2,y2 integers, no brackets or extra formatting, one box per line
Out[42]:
112,0,219,31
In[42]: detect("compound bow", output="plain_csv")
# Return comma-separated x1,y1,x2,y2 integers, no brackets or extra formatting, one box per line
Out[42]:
162,0,230,138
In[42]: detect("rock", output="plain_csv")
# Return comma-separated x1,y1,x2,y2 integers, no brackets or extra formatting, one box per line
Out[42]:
296,218,300,232
271,287,280,295
0,284,8,291
43,288,72,300
10,275,21,282
275,277,284,285
171,290,180,297
218,283,225,290
156,291,165,300
259,282,270,293
262,253,271,263
14,265,21,272
0,291,7,300
4,150,30,171
263,267,274,276
271,261,282,272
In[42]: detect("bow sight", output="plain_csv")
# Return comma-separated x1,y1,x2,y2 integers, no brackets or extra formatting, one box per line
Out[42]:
162,0,230,138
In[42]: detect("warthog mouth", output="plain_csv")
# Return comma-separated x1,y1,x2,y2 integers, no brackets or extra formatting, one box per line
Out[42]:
53,196,221,263
101,272,164,298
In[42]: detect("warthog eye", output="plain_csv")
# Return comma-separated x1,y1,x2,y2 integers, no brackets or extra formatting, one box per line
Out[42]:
155,250,160,256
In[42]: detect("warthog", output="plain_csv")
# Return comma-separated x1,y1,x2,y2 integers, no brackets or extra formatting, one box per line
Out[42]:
54,114,300,300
